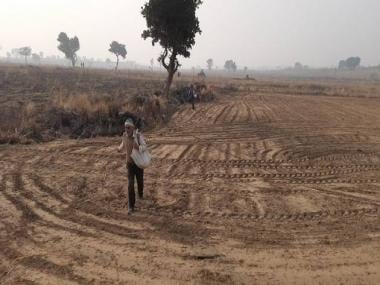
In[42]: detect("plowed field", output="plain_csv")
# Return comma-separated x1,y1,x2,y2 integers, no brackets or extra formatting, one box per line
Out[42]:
1,83,380,284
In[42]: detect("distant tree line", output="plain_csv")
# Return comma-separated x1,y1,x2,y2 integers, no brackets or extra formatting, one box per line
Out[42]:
2,0,372,97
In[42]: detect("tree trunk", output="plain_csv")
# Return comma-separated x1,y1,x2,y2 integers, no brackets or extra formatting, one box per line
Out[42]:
164,52,178,97
165,67,175,97
25,56,27,65
115,56,119,71
71,58,76,68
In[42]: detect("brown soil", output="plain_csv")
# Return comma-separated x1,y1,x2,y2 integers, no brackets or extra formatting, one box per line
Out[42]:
1,76,380,284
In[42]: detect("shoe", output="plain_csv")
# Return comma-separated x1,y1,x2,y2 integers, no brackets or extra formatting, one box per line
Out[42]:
138,195,144,200
128,206,134,215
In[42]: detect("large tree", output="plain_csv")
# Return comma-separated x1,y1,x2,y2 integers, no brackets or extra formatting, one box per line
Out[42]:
109,41,127,71
57,32,80,67
141,0,202,95
207,58,213,70
18,47,32,64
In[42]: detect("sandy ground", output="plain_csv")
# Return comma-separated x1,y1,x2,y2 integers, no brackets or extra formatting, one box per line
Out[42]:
1,87,380,284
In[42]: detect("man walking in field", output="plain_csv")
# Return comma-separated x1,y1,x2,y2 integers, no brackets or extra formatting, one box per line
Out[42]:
118,119,146,214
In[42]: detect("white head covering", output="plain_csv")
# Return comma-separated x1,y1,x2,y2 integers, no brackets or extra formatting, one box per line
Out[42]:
124,119,135,128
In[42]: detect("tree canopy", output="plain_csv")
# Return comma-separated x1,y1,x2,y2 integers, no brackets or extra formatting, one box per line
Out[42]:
57,32,80,67
141,0,202,95
109,41,127,71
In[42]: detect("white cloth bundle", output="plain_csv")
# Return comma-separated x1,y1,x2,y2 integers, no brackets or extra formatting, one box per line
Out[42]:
131,132,151,169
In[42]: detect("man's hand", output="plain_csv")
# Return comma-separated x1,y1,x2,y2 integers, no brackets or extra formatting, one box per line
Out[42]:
133,142,140,150
118,133,126,152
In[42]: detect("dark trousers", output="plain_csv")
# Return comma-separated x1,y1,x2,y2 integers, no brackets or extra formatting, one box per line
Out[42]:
127,162,144,209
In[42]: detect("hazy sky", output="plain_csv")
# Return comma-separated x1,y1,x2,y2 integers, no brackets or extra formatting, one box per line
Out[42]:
1,0,379,69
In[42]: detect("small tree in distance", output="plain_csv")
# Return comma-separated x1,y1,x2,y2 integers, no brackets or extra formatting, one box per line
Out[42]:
57,32,80,67
18,47,32,64
150,58,154,71
32,53,41,63
338,57,361,70
198,69,206,79
109,41,127,71
11,48,20,58
224,60,237,72
294,62,303,70
141,0,203,96
207,58,213,70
